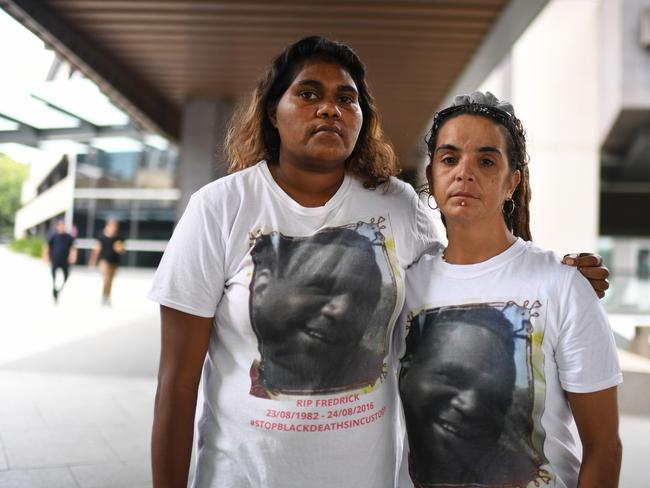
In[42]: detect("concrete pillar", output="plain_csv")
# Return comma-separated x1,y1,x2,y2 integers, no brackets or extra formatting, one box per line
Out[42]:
481,0,601,255
178,98,233,217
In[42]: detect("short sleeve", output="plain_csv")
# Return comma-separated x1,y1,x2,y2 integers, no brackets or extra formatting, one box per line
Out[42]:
147,190,226,318
555,268,623,393
407,192,441,266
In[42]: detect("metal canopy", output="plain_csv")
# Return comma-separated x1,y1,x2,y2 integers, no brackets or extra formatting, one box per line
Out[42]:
1,0,545,168
0,78,138,146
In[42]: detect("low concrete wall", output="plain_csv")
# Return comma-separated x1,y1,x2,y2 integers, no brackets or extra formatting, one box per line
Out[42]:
619,371,650,416
618,349,650,416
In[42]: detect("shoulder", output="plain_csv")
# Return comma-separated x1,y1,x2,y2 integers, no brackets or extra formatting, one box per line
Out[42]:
406,250,441,285
518,241,565,273
192,163,262,205
517,241,588,297
380,176,419,200
345,176,423,218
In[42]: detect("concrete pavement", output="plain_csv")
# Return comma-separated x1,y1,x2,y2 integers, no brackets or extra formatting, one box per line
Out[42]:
0,246,159,488
0,245,648,487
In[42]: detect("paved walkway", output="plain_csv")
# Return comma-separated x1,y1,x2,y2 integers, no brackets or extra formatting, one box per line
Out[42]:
0,246,648,487
0,246,159,488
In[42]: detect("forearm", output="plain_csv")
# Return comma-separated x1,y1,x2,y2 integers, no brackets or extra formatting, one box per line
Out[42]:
151,382,200,488
153,305,212,487
577,437,622,487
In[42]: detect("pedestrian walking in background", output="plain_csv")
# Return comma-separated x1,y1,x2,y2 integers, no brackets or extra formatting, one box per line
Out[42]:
89,218,125,306
43,219,76,303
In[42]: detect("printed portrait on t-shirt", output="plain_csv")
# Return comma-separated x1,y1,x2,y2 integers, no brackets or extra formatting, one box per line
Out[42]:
249,220,397,397
399,302,549,487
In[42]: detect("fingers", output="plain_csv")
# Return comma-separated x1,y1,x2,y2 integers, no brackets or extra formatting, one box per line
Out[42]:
563,253,610,299
587,277,610,292
578,266,609,281
563,253,603,267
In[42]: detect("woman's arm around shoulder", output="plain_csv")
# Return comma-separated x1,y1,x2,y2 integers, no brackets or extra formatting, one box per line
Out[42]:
152,305,212,488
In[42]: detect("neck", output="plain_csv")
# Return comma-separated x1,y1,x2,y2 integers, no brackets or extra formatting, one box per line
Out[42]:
269,160,345,207
444,218,517,265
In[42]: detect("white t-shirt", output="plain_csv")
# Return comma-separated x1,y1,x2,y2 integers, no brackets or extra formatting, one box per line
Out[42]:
400,238,622,488
148,161,439,488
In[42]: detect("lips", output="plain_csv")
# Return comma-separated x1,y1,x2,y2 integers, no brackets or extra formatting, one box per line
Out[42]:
302,317,339,344
438,419,461,435
313,124,342,136
450,191,477,199
435,413,493,440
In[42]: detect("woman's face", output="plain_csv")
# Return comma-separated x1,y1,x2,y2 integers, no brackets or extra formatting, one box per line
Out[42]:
270,60,363,171
428,114,520,227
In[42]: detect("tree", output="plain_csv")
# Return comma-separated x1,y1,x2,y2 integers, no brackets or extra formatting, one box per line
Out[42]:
0,154,28,237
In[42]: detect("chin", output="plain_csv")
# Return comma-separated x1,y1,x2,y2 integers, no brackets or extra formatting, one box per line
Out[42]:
306,152,352,168
442,209,474,221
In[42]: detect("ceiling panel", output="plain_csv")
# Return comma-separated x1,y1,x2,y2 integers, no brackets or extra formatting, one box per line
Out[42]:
3,0,511,167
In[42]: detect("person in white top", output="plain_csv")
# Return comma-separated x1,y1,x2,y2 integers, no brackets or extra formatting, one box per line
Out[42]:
149,36,611,487
149,36,440,488
400,92,622,488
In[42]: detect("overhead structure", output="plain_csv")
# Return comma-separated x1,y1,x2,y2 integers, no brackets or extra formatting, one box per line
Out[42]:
0,0,548,168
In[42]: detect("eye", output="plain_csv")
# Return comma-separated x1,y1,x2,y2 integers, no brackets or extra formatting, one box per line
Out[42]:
480,158,495,168
299,91,317,100
440,155,457,166
433,370,458,387
338,95,355,104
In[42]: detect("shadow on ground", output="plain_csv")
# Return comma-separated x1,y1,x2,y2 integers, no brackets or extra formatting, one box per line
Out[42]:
0,318,159,378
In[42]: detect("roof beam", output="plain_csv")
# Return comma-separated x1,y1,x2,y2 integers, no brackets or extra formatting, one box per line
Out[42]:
439,0,550,108
0,0,180,141
0,123,141,144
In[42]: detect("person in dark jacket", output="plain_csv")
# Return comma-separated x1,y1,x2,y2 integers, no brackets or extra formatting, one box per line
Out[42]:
43,219,76,303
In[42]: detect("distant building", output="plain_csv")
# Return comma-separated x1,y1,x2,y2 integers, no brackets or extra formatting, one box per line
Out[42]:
5,64,179,267
14,137,179,267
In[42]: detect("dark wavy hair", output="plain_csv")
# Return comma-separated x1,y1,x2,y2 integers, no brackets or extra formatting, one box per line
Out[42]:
225,36,398,187
425,103,532,241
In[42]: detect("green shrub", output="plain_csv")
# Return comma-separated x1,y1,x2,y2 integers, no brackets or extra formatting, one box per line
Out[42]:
10,237,44,258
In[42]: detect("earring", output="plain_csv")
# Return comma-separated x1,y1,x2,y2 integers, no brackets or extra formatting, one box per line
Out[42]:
504,198,516,216
427,194,439,211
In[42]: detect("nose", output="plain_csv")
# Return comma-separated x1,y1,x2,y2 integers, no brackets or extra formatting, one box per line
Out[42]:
454,157,474,182
316,99,341,119
320,294,350,319
450,388,480,415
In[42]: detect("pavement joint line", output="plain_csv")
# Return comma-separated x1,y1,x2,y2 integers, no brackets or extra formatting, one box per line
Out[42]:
65,464,83,488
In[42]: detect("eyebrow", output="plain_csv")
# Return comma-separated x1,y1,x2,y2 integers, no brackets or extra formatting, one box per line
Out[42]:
435,144,502,156
478,146,502,155
435,144,459,153
295,79,358,95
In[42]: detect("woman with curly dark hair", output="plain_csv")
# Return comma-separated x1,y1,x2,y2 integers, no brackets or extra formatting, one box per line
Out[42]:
148,36,439,488
400,92,622,488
